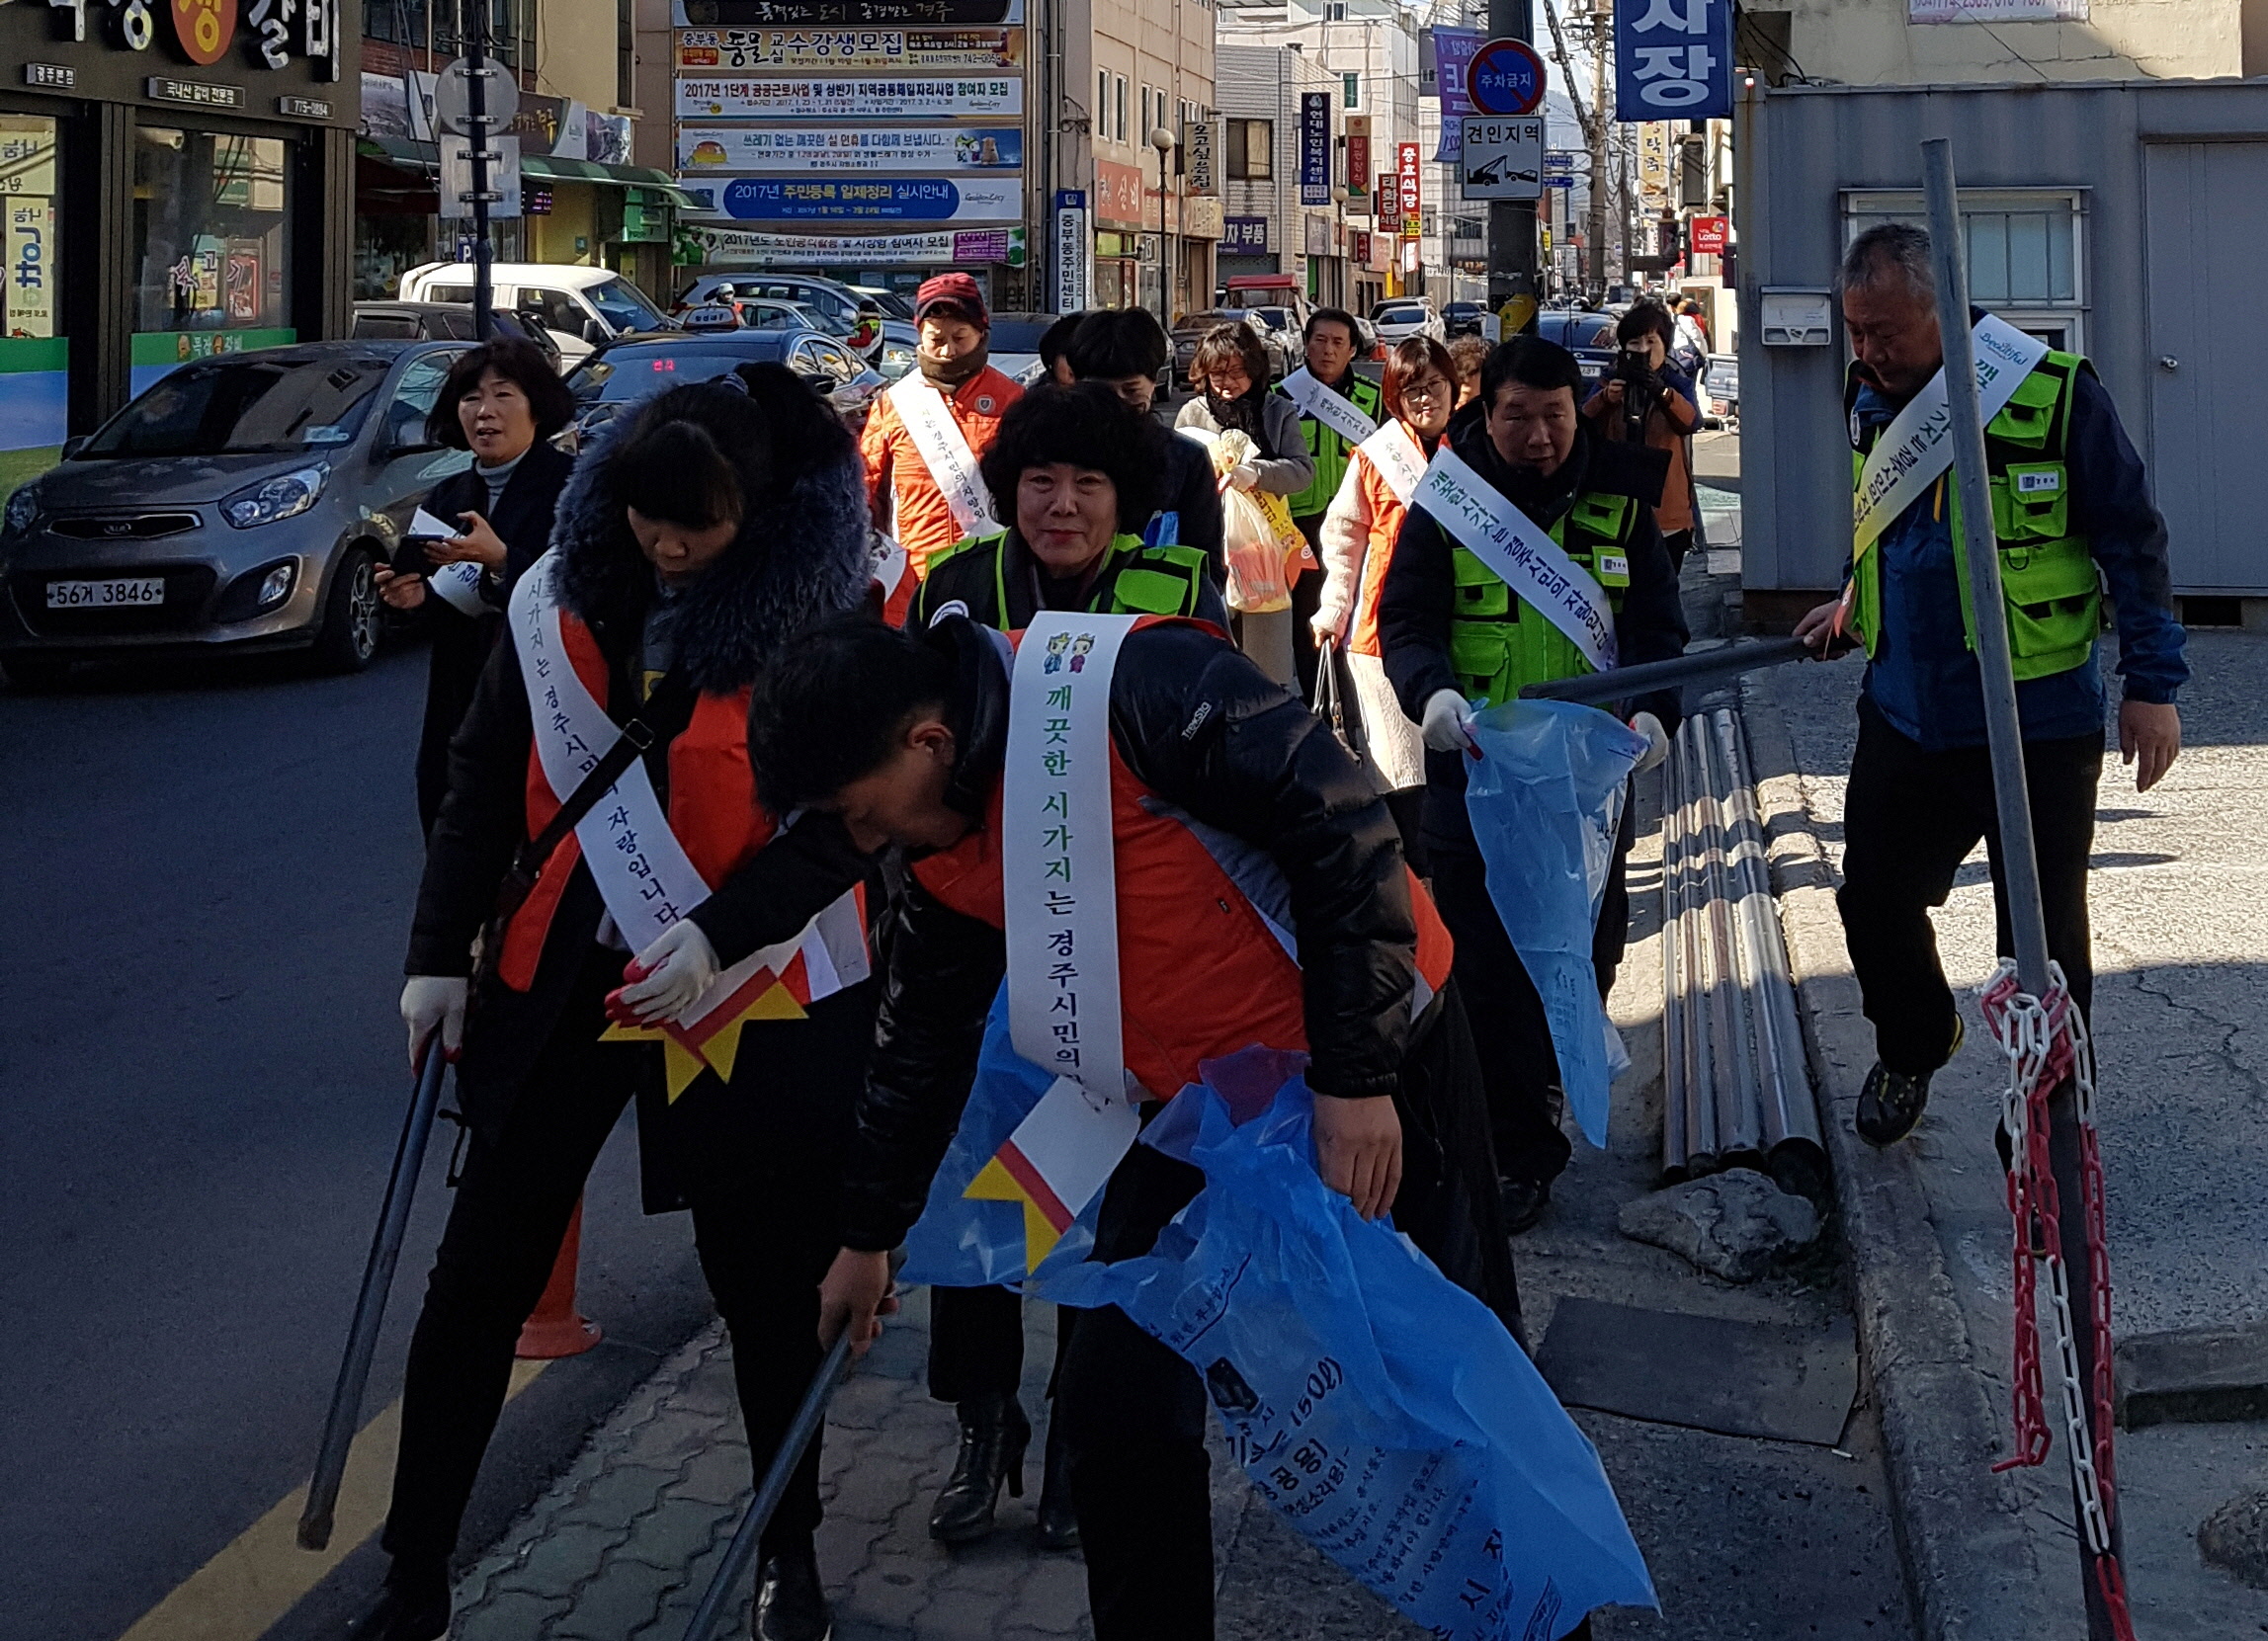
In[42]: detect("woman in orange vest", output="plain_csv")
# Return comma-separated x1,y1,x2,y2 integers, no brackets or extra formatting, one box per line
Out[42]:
745,612,1519,1641
1311,337,1459,870
353,369,877,1641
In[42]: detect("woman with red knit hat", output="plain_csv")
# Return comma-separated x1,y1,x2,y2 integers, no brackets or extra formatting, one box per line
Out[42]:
860,273,1025,584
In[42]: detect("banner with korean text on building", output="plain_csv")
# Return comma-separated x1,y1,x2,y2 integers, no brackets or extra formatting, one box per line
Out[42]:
1300,91,1332,205
1614,0,1732,122
677,76,1022,120
679,125,1022,175
1429,27,1482,162
671,0,1023,23
675,28,1024,72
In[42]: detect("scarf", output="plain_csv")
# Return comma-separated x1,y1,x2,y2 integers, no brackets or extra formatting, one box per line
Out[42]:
1205,386,1266,440
920,342,991,390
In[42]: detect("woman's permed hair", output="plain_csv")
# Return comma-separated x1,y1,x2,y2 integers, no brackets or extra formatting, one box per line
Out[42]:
426,336,578,447
1191,322,1270,393
976,381,1161,533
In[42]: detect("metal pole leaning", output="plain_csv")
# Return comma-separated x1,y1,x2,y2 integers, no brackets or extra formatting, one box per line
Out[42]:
1519,637,1812,707
680,1328,859,1641
297,1044,451,1551
1922,137,2129,1641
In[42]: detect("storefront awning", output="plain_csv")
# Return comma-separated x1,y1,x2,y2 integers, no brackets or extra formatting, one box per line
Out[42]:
355,139,697,207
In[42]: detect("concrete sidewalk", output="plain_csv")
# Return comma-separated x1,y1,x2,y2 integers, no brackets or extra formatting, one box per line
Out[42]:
1746,637,2268,1638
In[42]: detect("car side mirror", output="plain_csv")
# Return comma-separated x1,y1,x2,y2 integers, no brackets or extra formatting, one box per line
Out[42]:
60,436,87,459
582,317,609,345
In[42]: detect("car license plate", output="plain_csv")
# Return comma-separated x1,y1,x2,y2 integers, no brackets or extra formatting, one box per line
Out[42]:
47,577,165,610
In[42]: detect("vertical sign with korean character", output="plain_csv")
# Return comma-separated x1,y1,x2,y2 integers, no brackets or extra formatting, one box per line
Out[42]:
1299,91,1332,205
1397,141,1422,239
990,613,1141,1244
1615,0,1733,121
1053,188,1089,313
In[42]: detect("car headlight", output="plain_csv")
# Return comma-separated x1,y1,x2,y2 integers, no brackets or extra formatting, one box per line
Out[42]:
220,465,327,530
3,483,40,538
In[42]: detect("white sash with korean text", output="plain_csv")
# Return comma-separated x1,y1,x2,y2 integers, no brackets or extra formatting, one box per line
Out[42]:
889,373,997,537
1852,314,2050,560
1359,419,1427,507
410,506,489,616
1415,448,1617,676
508,551,867,1031
998,612,1141,1228
1280,367,1379,448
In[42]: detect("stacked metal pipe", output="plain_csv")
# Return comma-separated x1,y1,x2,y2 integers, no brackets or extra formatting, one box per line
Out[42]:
1659,697,1828,1195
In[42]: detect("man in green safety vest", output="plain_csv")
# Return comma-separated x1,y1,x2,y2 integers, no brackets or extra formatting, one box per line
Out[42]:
1381,336,1687,1233
909,381,1225,634
1795,222,2188,1147
1278,307,1386,697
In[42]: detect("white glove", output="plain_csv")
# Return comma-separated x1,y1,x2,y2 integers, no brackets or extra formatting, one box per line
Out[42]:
1421,689,1477,755
1629,710,1671,776
1227,462,1261,492
1309,608,1345,641
400,976,467,1069
619,918,719,1026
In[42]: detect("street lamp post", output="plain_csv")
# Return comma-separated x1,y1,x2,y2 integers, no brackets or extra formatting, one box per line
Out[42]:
1149,126,1176,330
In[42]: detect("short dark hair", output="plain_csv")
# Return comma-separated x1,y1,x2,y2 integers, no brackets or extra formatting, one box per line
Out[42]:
1192,321,1268,390
1840,221,1935,303
1065,307,1168,380
977,382,1161,533
1447,334,1490,386
1478,336,1585,411
1381,336,1457,423
427,336,576,447
606,379,775,532
1304,306,1359,345
1039,311,1085,372
746,613,955,812
1616,301,1676,349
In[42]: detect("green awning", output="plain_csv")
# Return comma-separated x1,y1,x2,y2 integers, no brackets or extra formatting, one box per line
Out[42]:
357,135,438,170
357,139,692,205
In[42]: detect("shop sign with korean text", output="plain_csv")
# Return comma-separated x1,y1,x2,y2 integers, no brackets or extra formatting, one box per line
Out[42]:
680,125,1021,174
1911,0,2083,17
1396,141,1421,238
685,222,1025,264
1429,26,1481,162
675,26,1022,69
1183,116,1218,195
676,75,1021,119
1614,0,1731,121
1344,115,1370,205
1220,215,1268,254
1299,92,1331,205
1054,189,1089,312
703,175,1021,222
671,0,1023,25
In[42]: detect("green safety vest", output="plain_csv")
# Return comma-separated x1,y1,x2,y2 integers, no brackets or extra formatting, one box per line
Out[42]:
1447,490,1638,709
912,531,1212,628
1279,373,1386,520
1846,350,2102,683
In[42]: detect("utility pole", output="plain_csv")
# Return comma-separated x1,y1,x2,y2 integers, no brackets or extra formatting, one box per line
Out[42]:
465,0,496,339
1485,0,1538,333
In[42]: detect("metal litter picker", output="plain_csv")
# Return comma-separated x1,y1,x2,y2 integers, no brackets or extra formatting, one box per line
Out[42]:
1923,138,2138,1641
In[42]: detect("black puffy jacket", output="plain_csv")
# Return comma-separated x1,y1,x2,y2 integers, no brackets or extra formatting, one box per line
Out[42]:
841,615,1418,1253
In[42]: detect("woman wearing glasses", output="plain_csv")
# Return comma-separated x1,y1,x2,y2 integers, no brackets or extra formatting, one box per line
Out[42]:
1310,336,1460,869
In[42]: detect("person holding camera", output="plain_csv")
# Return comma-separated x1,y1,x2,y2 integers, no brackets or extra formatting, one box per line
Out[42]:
1581,303,1702,575
372,337,578,836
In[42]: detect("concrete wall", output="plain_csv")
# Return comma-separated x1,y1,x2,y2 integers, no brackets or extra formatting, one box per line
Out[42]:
1775,0,2244,85
538,0,626,116
1732,77,2268,604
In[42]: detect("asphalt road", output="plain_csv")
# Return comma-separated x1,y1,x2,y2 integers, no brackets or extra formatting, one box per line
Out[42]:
0,641,715,1641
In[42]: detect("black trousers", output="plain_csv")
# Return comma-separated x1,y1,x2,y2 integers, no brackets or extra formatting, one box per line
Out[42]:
1057,985,1517,1640
1428,798,1638,1187
381,949,872,1568
1291,513,1328,701
1837,697,2102,1076
925,1282,1078,1406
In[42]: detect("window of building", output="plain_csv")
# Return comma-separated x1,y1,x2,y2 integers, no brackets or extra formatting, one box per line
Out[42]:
131,126,291,338
618,0,634,109
1099,69,1109,134
1115,75,1129,143
1843,188,2085,346
1225,119,1273,181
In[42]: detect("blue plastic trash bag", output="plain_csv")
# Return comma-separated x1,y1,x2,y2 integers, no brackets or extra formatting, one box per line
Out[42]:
1464,697,1646,1148
899,986,1101,1289
1045,1059,1656,1641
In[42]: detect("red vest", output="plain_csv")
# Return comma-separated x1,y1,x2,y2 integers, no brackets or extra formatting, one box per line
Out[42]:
910,622,1453,1098
497,613,775,991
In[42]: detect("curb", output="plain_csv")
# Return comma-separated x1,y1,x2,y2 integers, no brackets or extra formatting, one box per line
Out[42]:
1739,679,2052,1641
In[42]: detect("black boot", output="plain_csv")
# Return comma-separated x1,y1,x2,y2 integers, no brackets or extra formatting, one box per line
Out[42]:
752,1535,830,1641
345,1559,450,1641
1033,1412,1080,1552
927,1391,1031,1544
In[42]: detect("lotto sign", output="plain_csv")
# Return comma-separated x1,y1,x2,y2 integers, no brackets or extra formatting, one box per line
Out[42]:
1466,37,1546,116
1396,142,1421,238
1615,0,1732,120
1690,213,1727,254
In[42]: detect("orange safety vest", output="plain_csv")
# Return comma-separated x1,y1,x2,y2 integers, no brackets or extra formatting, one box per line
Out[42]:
1343,444,1414,661
858,365,1022,579
497,613,776,991
910,621,1453,1098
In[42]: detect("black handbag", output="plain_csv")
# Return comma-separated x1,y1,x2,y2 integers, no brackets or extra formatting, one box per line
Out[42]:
1311,635,1366,763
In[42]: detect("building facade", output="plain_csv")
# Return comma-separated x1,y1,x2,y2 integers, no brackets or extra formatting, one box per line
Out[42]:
1740,0,2259,86
0,0,357,462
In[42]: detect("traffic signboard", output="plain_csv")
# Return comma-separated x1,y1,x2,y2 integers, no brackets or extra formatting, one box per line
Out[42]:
1544,149,1579,175
1459,116,1543,200
1466,38,1546,117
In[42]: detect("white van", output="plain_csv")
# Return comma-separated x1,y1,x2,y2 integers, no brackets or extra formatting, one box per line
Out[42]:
396,263,673,364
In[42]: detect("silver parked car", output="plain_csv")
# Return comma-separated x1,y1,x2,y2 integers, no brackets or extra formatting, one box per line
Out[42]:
0,341,477,688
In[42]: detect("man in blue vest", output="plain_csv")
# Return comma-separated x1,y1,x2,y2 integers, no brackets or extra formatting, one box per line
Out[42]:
1795,223,2188,1146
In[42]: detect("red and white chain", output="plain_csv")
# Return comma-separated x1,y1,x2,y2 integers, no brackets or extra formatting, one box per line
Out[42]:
1979,959,2137,1640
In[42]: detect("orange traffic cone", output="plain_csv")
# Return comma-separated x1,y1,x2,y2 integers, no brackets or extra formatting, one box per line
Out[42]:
517,1198,603,1358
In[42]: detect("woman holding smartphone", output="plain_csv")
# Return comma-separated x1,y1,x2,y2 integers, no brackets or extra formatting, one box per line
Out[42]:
374,336,577,835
